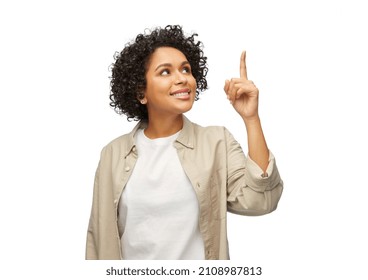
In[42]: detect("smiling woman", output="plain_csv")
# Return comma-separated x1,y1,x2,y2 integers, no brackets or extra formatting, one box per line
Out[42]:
142,47,197,138
86,25,283,260
109,25,208,122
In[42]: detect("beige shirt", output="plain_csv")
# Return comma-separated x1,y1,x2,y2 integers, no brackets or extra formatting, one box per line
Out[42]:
86,116,283,260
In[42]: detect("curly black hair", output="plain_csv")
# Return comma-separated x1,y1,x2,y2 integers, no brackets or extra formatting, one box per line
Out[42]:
109,25,208,121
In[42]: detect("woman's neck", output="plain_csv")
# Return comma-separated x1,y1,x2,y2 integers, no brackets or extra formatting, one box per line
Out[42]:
144,114,183,139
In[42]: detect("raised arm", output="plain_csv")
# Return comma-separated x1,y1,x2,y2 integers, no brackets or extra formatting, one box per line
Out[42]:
224,51,269,173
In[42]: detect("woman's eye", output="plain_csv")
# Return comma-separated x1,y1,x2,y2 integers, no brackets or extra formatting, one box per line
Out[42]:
160,69,170,75
182,67,191,73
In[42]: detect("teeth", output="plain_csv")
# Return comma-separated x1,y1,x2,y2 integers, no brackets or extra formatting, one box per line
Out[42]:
172,92,189,97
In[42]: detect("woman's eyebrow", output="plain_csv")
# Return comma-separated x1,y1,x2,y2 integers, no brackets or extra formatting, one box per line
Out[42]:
155,63,171,71
155,61,190,71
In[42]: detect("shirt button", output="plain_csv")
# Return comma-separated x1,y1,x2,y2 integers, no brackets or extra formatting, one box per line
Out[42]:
125,166,130,172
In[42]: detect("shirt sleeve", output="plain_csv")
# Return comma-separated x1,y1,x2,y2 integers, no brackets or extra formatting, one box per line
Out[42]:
85,161,100,260
85,144,126,260
225,128,284,216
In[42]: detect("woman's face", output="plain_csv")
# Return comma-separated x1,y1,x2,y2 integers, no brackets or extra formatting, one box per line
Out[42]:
143,47,197,119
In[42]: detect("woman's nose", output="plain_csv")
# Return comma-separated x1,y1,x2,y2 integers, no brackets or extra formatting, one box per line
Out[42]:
175,71,188,85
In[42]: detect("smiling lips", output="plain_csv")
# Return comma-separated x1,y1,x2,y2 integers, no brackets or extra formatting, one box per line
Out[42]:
170,88,191,99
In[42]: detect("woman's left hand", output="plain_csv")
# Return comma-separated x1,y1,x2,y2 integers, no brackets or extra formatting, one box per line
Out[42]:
224,51,259,121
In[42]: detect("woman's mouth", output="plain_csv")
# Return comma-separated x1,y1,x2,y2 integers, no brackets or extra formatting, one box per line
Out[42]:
170,89,191,99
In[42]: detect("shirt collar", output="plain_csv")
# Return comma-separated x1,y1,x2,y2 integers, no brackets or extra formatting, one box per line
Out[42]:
124,115,195,158
176,115,195,149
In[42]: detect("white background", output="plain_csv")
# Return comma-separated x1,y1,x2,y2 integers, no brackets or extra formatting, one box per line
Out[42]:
1,0,367,279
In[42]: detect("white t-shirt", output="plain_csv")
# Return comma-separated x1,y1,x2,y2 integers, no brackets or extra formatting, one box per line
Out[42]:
118,129,205,260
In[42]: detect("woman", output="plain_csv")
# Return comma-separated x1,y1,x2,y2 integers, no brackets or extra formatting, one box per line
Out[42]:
86,25,283,260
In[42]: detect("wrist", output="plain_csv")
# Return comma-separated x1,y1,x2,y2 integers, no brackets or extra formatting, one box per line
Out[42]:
242,114,261,126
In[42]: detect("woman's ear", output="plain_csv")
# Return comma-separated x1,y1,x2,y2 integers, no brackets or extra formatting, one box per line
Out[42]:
137,89,147,105
139,97,147,104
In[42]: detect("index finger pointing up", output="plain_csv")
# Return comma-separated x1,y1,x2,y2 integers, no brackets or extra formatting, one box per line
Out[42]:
240,50,248,80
